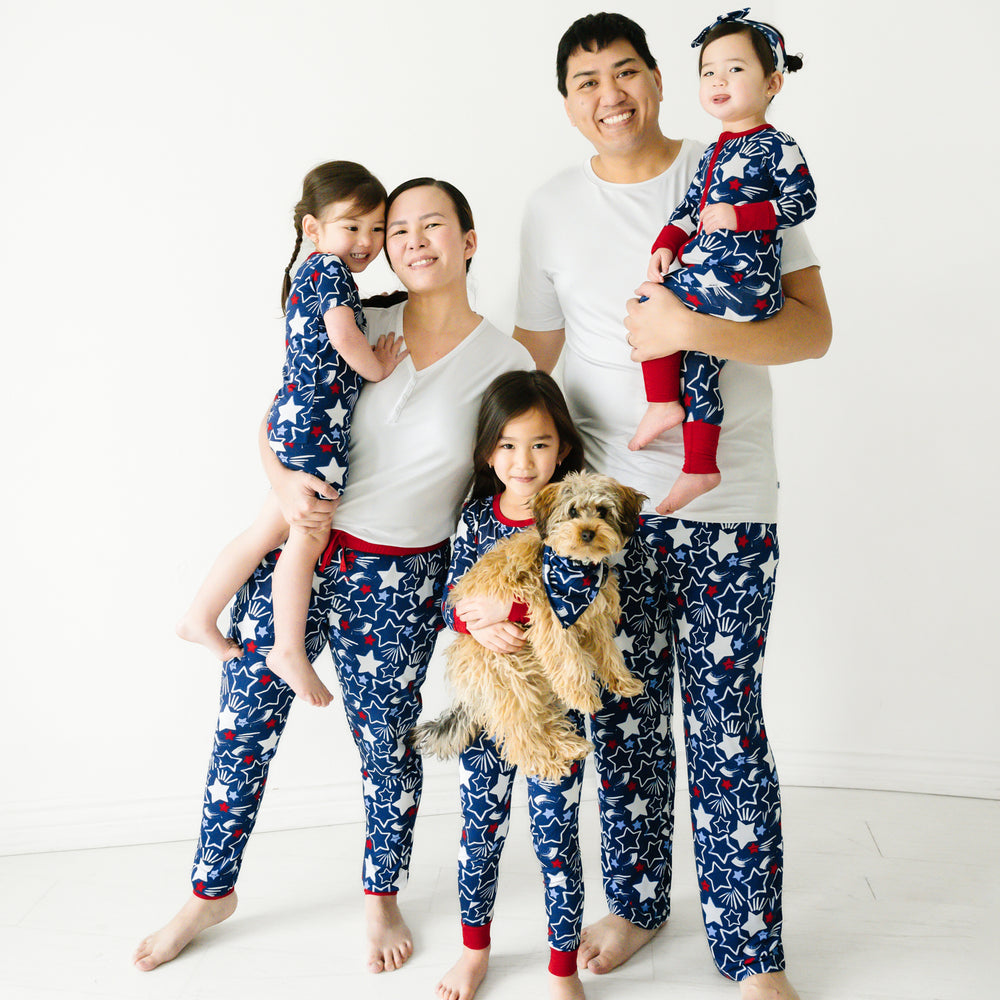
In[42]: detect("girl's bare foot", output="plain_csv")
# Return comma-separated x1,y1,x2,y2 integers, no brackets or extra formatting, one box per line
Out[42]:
265,646,333,707
740,970,801,1000
176,612,243,661
133,892,237,971
577,913,660,974
655,471,722,515
365,894,413,973
550,970,586,999
437,945,490,1000
629,400,686,451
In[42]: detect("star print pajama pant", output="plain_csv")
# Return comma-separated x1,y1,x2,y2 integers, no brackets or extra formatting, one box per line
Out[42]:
592,515,784,981
189,536,448,899
455,721,586,975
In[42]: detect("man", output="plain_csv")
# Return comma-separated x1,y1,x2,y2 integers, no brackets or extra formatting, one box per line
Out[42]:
514,13,830,1000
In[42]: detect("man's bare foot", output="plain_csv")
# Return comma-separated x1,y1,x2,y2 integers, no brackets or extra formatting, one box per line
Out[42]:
629,401,685,451
133,892,237,971
437,945,490,1000
365,894,413,973
740,970,801,1000
265,646,333,707
577,913,660,974
550,971,586,999
655,471,722,515
176,612,243,661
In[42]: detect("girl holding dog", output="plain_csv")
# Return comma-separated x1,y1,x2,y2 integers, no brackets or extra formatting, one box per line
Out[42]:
134,178,531,977
434,371,597,1000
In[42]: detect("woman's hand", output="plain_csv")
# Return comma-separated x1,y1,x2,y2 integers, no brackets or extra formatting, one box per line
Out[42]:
625,282,694,362
453,594,512,630
372,332,409,380
469,621,527,654
271,465,339,530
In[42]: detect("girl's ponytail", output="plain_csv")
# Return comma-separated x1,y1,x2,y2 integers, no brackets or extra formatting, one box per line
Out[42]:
280,220,304,311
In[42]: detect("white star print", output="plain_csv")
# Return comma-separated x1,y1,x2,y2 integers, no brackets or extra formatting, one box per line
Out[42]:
710,531,739,560
316,456,345,485
364,857,380,881
288,310,308,337
619,715,642,739
614,631,635,656
681,244,712,266
459,762,473,787
562,782,582,808
356,651,382,674
703,897,725,925
760,552,778,581
687,712,703,738
707,632,734,663
207,779,229,803
676,614,693,643
237,612,258,644
275,397,304,425
549,870,568,888
666,521,695,549
732,820,757,849
217,706,238,731
414,576,436,604
192,859,212,881
777,143,804,176
693,803,713,830
635,874,658,901
259,730,279,754
719,152,750,180
324,400,348,426
396,789,416,813
491,772,510,800
625,795,649,819
378,565,405,590
719,733,743,759
743,911,767,937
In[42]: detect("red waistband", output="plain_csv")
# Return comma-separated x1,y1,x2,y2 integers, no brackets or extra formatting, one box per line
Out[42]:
319,530,448,571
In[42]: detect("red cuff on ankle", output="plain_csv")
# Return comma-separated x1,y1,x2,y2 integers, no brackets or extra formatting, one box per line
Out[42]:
682,420,721,474
192,886,234,901
548,948,578,977
363,889,398,896
462,921,492,950
641,353,682,402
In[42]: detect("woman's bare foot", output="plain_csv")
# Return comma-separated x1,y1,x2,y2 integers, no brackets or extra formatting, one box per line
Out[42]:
133,892,237,971
176,612,243,661
655,471,722,515
740,970,801,1000
265,646,333,707
437,945,490,1000
629,400,686,451
550,970,586,999
365,894,413,973
576,913,660,974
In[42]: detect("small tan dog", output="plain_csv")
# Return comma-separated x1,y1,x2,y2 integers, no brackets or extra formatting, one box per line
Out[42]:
410,472,647,780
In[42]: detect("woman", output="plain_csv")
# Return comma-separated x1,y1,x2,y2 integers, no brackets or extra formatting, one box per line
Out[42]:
133,178,532,975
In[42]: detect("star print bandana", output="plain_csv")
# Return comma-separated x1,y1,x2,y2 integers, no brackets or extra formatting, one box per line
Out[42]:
542,548,606,628
692,8,787,74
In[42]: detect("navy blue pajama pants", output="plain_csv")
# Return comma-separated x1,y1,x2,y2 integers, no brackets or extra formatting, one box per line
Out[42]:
593,514,785,981
190,540,448,898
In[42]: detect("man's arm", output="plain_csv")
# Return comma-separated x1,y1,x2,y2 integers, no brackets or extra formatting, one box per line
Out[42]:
625,265,832,366
513,326,565,373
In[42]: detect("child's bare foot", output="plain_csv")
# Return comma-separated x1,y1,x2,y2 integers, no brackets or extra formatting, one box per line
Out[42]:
265,646,333,707
740,971,801,1000
628,400,685,451
437,945,490,1000
176,612,243,661
577,913,660,974
365,894,413,973
550,971,587,999
133,892,237,971
655,471,722,515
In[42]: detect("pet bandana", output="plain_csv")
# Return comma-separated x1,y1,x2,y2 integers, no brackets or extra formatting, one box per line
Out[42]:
692,8,787,74
542,547,607,628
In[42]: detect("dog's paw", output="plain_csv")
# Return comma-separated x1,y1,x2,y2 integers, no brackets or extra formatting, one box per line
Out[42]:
610,674,644,699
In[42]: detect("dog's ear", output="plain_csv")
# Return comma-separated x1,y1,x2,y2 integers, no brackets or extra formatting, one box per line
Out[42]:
531,481,562,539
616,485,648,538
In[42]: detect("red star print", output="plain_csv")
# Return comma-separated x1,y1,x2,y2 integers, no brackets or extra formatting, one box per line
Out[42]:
729,179,741,189
365,635,375,646
749,844,759,853
684,393,693,406
627,781,637,791
724,658,734,670
366,838,373,849
320,444,332,452
340,619,350,630
693,786,701,797
761,234,771,245
224,731,234,740
764,536,772,547
707,585,718,597
259,674,271,685
220,803,229,812
286,383,296,392
798,165,809,176
758,635,766,646
311,426,322,437
246,642,256,653
552,859,562,868
765,912,774,923
232,828,243,839
291,294,299,305
266,719,276,728
685,293,701,306
701,879,710,892
607,740,617,749
361,585,371,594
722,779,732,790
738,535,749,547
636,863,645,872
243,755,253,764
311,270,318,281
733,272,743,282
755,299,767,310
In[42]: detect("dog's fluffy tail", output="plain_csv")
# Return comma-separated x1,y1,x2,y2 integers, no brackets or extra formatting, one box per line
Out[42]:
407,702,481,759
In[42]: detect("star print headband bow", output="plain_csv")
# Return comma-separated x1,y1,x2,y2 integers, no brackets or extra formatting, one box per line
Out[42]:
692,8,787,74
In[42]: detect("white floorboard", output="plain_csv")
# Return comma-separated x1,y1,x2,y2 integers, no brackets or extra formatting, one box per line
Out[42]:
0,786,995,1000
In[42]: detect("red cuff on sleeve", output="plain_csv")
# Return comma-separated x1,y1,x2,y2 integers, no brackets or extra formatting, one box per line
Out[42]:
451,609,471,634
733,201,777,232
508,600,529,624
681,420,721,474
651,224,689,256
642,353,682,403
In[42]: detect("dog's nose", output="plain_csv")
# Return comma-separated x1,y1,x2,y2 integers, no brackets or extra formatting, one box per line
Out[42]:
580,529,595,543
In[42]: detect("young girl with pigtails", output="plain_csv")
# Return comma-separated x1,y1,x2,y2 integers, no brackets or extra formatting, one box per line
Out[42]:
631,9,816,516
434,370,602,1000
176,160,407,706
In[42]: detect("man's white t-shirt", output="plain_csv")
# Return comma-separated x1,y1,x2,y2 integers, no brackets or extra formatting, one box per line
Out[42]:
332,302,533,547
515,140,819,523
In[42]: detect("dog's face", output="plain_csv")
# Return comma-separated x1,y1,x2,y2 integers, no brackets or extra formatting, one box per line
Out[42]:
531,472,647,563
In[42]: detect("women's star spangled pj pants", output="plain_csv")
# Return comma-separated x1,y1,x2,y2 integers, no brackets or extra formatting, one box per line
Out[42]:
591,515,785,981
189,540,448,899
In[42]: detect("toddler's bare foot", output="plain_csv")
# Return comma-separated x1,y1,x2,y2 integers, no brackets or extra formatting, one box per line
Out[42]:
550,971,586,999
176,612,243,661
577,913,660,974
740,971,801,1000
628,400,685,451
266,646,333,707
365,894,413,973
133,892,237,971
437,945,490,1000
655,471,722,515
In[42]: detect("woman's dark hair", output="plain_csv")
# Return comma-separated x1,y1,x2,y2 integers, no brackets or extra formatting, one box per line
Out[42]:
698,20,803,76
556,12,658,97
384,177,476,274
470,370,585,501
281,160,386,310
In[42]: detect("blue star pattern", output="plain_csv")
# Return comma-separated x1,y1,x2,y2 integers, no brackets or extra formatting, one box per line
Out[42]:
542,549,606,627
265,252,366,488
592,515,785,981
190,538,448,898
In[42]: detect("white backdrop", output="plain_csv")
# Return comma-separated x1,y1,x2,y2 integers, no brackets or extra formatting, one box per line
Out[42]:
3,0,998,855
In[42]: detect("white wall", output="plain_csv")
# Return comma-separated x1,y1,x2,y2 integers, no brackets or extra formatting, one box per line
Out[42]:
3,0,998,855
